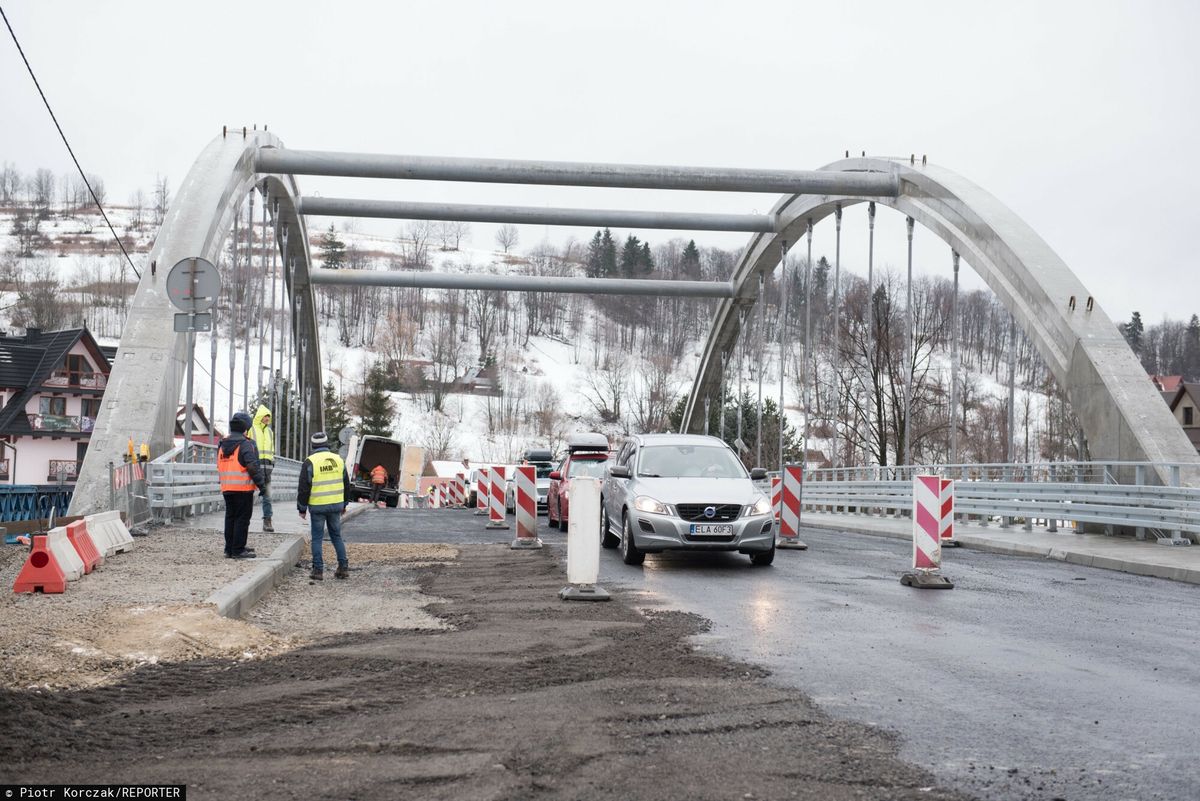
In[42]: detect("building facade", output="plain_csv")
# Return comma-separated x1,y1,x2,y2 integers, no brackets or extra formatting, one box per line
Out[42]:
0,327,112,486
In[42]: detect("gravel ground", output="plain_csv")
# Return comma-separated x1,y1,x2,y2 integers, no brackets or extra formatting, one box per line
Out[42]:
0,545,973,800
0,527,290,689
248,542,457,636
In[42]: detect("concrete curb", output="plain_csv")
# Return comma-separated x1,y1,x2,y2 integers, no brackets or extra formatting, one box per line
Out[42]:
799,516,1200,587
206,535,305,619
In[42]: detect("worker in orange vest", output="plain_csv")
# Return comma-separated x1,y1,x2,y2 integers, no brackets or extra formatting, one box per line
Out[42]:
217,411,266,559
369,464,388,507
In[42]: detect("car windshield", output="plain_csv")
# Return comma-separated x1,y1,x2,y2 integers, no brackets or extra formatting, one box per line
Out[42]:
567,457,608,478
637,445,747,479
534,463,554,479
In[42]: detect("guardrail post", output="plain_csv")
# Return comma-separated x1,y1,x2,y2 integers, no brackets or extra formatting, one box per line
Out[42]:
1023,466,1033,531
1171,466,1180,487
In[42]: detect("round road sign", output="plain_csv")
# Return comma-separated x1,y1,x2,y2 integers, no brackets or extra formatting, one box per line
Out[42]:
166,257,221,313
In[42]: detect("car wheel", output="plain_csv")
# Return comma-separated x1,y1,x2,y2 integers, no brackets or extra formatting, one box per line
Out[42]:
385,495,399,509
600,503,618,549
620,512,645,566
749,540,776,566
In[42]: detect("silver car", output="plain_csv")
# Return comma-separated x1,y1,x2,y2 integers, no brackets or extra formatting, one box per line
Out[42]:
601,433,775,566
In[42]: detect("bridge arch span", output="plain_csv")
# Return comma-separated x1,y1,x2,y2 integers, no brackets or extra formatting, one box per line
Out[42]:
683,157,1199,483
72,132,323,514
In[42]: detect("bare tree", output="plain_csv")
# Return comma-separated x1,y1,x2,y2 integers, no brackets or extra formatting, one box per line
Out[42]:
447,220,470,250
630,355,678,433
496,224,519,254
30,169,55,217
153,175,171,225
424,412,458,460
402,221,431,268
130,188,147,230
0,163,20,204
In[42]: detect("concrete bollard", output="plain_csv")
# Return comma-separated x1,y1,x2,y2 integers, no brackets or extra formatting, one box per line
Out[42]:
900,475,954,589
511,465,543,549
486,466,509,529
559,477,609,601
777,464,808,550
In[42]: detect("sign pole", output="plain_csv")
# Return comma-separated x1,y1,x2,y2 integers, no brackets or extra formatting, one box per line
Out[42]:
183,258,197,455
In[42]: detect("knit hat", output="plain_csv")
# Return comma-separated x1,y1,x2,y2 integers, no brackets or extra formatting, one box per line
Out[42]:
310,431,329,447
230,412,252,433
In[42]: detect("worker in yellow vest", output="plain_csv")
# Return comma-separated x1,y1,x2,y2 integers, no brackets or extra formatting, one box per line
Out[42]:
218,411,266,559
297,431,351,581
249,405,276,532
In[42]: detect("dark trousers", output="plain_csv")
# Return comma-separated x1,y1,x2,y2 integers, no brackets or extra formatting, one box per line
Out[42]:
223,491,255,554
371,484,384,504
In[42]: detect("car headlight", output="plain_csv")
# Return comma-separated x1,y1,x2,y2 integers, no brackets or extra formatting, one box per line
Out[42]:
634,495,670,515
749,495,772,516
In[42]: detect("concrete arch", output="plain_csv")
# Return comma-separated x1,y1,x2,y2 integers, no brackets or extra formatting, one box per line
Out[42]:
682,157,1199,483
72,132,323,513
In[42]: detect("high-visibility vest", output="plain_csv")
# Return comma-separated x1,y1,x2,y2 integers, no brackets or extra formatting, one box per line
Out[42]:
250,424,275,462
306,452,346,506
371,465,387,485
218,444,255,492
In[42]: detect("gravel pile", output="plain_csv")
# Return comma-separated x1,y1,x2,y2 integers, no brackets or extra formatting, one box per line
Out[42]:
0,527,289,690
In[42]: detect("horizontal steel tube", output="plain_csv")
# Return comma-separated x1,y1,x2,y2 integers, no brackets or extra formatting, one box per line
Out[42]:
308,269,736,297
258,149,900,196
299,196,776,232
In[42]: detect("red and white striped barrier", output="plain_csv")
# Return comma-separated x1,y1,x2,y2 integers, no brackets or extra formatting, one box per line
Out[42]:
511,465,542,549
475,468,489,515
901,475,954,589
940,478,957,546
777,464,807,549
438,484,449,508
399,493,412,509
486,466,509,529
453,474,466,507
770,476,782,520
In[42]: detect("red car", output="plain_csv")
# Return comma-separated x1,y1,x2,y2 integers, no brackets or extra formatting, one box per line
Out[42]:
547,442,609,531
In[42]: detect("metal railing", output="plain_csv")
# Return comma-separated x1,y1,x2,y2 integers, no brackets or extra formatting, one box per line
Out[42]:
146,442,301,521
48,459,82,481
791,461,1200,546
43,370,108,390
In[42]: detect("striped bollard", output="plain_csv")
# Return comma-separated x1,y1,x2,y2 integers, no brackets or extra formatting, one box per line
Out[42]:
511,465,543,549
428,487,440,509
900,475,954,589
486,466,509,529
454,474,467,507
770,475,782,521
440,484,451,508
777,464,808,550
940,478,959,547
399,493,411,509
474,468,489,515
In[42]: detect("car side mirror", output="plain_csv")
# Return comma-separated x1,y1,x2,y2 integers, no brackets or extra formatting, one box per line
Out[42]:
609,465,631,479
549,471,561,480
750,467,768,480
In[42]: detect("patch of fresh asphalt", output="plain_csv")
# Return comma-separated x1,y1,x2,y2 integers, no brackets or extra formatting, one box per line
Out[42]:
344,507,1200,801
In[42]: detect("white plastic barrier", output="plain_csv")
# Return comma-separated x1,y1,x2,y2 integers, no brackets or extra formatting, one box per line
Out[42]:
46,526,85,581
84,510,135,557
566,478,600,584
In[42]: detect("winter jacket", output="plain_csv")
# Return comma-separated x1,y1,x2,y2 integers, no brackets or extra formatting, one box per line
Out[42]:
249,405,275,463
218,432,266,492
297,446,352,514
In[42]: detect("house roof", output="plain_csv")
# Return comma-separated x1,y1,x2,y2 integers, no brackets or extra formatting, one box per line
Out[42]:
0,327,111,436
1165,382,1200,413
1152,375,1184,392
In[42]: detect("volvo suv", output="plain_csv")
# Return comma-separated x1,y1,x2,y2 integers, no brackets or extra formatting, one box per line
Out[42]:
601,433,774,566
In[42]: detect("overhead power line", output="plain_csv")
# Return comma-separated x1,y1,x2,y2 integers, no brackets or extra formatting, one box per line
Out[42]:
0,4,142,279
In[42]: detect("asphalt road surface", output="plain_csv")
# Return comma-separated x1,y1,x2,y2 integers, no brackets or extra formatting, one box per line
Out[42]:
345,507,1200,801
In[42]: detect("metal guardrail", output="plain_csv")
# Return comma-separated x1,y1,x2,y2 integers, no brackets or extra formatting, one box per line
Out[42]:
146,442,302,521
787,461,1200,546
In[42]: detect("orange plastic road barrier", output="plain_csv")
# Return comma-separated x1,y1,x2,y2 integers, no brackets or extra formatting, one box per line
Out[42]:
66,520,104,574
13,535,67,593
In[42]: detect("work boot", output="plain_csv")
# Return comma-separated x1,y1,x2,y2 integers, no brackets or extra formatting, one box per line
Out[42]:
310,569,323,581
262,518,274,533
335,564,349,580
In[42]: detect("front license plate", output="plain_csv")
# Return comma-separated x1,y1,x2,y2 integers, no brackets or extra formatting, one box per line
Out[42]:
690,523,733,536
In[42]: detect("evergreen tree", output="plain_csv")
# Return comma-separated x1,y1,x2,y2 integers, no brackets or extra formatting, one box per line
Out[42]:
319,224,345,270
668,391,802,469
620,235,642,278
1119,311,1144,354
1185,314,1200,380
600,228,618,276
359,364,396,437
586,230,604,278
813,257,831,319
681,240,701,279
639,241,654,274
322,380,353,449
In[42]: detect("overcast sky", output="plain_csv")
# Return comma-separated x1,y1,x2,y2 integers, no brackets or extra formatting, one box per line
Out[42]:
2,0,1196,323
